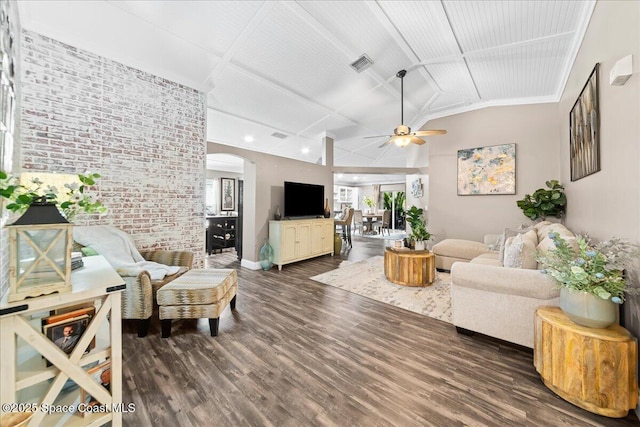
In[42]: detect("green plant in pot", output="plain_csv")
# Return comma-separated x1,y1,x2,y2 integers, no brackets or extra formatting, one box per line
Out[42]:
516,180,566,221
536,232,639,328
405,206,431,250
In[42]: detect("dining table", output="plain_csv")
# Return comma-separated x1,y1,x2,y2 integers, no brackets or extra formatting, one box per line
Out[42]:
362,213,382,235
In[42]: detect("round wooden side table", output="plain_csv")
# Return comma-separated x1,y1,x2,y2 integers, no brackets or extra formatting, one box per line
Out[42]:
384,247,435,286
534,306,638,418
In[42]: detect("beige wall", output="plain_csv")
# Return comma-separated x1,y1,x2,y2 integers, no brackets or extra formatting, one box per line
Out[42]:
426,103,561,243
558,0,640,368
207,142,333,268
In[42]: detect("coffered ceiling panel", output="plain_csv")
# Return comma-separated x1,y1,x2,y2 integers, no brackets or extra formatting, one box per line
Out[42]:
209,67,336,136
18,0,597,183
108,1,264,57
295,1,414,84
468,37,574,100
379,0,460,59
231,2,376,111
424,60,478,100
444,0,587,52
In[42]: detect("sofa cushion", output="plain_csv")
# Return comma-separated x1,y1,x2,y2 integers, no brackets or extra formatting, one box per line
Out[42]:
470,252,502,266
536,223,576,259
534,220,553,241
432,239,490,261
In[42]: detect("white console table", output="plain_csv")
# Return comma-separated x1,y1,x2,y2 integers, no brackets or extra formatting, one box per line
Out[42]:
269,218,334,270
0,255,125,427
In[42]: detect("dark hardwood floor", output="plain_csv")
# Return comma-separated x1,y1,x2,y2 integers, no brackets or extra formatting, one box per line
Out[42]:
121,235,640,426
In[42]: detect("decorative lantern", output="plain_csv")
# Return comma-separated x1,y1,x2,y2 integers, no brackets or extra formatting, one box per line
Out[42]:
7,198,73,302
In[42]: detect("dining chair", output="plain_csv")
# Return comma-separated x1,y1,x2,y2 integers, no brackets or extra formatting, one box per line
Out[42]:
373,210,392,236
353,210,364,235
335,208,354,248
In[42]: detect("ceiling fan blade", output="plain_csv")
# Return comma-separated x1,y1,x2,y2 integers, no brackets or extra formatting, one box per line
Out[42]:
413,129,447,136
365,135,392,139
410,136,426,145
378,139,393,148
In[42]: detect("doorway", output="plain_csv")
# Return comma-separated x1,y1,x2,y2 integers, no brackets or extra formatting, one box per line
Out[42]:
383,190,406,232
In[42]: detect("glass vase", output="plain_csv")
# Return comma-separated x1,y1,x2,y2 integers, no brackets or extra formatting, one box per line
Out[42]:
560,287,617,328
259,239,274,271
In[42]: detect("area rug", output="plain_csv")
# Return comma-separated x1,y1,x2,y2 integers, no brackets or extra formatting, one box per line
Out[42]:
310,256,451,323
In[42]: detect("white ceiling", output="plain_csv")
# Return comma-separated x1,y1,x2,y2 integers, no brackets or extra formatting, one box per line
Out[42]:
18,0,595,181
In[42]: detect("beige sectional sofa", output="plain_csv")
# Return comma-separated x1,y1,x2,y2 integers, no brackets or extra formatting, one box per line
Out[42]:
439,221,575,348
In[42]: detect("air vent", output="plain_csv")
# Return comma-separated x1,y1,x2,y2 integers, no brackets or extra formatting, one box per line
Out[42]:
350,54,374,73
271,132,288,139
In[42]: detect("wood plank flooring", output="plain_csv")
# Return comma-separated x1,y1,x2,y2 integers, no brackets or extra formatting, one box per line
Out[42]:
121,235,640,426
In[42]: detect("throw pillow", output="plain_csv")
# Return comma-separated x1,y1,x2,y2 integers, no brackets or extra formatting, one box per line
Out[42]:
503,235,523,268
503,230,538,269
519,229,538,269
81,247,99,257
488,234,504,251
498,226,534,263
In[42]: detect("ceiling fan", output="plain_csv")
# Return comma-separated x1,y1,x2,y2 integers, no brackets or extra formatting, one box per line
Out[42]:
365,69,447,148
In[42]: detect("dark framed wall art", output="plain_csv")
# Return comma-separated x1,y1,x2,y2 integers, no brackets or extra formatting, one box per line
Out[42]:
221,178,235,211
457,143,516,195
569,63,600,182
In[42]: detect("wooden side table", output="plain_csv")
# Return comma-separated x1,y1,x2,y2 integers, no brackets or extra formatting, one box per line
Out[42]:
384,247,435,286
534,306,638,418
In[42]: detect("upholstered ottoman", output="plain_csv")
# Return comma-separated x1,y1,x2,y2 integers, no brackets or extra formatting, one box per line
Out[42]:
432,239,491,271
157,269,237,338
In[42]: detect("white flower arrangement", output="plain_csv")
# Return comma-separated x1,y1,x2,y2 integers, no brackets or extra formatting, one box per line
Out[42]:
1,170,107,221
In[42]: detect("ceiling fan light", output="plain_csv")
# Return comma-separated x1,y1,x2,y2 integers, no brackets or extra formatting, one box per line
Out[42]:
393,135,412,147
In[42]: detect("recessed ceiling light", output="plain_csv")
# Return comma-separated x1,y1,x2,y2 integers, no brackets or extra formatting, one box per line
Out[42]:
353,176,359,180
244,135,254,143
301,147,310,154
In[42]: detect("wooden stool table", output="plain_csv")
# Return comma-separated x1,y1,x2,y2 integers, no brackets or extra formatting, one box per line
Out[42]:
384,247,435,286
534,306,638,418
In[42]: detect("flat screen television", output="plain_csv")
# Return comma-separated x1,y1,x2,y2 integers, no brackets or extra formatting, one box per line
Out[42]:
284,181,325,218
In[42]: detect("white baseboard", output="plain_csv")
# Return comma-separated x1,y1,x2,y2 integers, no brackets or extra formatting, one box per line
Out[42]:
241,259,261,270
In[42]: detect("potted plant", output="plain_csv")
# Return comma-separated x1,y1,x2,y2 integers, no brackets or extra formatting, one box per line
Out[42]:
405,206,431,250
363,195,375,214
516,180,566,221
536,232,639,328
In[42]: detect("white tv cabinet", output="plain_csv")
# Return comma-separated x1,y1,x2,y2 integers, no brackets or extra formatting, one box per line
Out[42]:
269,218,334,270
0,255,125,427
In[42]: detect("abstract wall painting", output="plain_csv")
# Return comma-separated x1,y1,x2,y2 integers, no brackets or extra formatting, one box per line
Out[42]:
569,63,600,181
457,143,516,195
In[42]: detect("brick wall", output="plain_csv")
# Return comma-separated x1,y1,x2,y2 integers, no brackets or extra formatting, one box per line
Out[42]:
18,30,206,268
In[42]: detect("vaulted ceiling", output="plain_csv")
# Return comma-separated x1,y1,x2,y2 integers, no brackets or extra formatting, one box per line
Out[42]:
18,0,595,172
